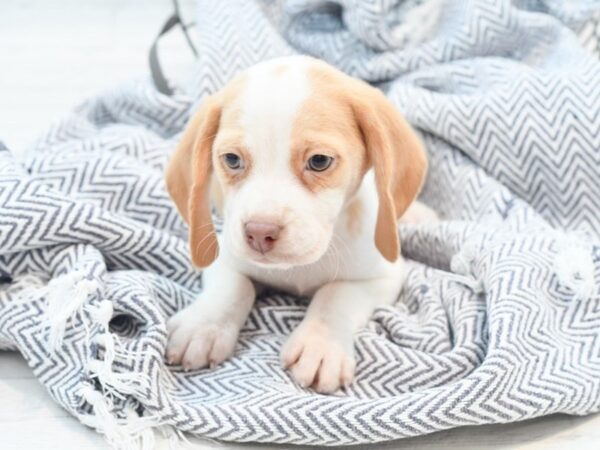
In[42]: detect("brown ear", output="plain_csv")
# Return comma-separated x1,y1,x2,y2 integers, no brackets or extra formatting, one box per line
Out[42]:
165,96,221,268
351,84,428,262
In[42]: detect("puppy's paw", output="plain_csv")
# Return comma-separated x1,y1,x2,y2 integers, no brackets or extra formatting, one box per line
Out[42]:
281,320,355,394
165,305,239,371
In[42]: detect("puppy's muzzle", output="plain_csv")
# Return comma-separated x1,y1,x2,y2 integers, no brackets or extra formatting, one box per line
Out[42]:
244,221,282,254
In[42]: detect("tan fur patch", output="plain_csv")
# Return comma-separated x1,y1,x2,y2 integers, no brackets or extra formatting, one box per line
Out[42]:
211,75,254,187
345,196,363,235
292,59,428,262
289,64,368,196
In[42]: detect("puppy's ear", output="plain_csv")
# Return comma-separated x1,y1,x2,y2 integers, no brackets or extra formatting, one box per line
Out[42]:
351,84,427,262
165,96,221,268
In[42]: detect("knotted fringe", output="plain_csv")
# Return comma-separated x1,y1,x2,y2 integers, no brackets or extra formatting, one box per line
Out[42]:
553,235,596,301
42,274,176,449
80,299,175,449
44,269,100,350
79,385,159,450
450,231,597,301
88,300,152,401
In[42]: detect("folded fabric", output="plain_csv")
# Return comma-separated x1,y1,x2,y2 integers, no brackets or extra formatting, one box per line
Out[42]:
1,0,599,447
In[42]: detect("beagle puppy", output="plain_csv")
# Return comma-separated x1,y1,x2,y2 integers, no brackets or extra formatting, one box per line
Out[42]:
165,56,433,393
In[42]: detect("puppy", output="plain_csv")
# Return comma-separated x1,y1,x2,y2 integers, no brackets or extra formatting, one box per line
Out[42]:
165,56,431,393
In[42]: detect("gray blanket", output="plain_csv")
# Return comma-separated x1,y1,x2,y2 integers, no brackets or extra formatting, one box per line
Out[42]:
1,0,600,447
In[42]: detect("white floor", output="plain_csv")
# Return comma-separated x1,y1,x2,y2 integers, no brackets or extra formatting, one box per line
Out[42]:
1,1,599,449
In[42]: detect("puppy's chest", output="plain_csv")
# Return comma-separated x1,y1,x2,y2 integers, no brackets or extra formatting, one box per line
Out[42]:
246,260,345,297
240,235,395,298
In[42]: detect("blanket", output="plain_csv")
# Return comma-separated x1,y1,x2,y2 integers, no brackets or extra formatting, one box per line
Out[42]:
1,0,600,447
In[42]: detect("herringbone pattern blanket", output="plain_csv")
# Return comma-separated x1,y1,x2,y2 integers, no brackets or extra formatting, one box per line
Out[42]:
1,0,599,447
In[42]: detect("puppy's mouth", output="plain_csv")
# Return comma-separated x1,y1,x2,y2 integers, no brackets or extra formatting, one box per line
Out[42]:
245,254,297,270
233,234,329,270
244,244,326,269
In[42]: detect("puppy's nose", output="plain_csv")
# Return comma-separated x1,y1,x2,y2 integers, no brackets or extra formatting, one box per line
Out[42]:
244,221,282,254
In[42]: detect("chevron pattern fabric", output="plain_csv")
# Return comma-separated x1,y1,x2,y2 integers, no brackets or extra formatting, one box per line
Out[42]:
1,0,600,447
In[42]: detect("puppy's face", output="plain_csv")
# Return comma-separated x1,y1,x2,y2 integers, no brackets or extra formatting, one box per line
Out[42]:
166,56,427,269
211,62,367,268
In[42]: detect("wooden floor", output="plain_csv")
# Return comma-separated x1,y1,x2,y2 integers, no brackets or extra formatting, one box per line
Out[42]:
1,1,599,449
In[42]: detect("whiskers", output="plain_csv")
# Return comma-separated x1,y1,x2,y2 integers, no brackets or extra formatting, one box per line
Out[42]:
192,222,219,262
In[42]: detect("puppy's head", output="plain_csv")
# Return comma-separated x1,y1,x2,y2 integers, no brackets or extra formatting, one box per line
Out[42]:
166,56,427,269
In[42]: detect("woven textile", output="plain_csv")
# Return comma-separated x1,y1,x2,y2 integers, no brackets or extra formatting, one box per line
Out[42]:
1,0,600,447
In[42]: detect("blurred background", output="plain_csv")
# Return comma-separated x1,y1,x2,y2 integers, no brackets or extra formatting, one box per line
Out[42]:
0,0,195,152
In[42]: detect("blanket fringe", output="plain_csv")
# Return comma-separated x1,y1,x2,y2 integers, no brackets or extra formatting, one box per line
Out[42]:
78,300,172,449
41,276,164,449
553,235,596,300
44,269,100,351
88,301,152,401
79,385,162,450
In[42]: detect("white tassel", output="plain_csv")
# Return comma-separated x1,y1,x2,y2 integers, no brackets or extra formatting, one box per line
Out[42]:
92,299,115,326
80,385,132,449
126,407,156,450
87,302,152,401
69,291,167,449
554,242,595,301
80,385,162,450
156,425,187,450
44,270,100,351
87,353,152,401
42,283,164,449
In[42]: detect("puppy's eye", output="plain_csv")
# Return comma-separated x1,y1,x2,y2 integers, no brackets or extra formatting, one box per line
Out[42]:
223,153,244,170
306,154,333,172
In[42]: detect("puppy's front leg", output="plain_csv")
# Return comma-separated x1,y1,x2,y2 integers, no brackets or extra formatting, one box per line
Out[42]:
281,275,403,393
166,257,255,371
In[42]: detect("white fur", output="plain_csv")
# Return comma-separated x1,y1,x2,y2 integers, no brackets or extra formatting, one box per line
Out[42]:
222,58,346,269
166,56,432,393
